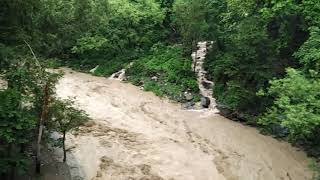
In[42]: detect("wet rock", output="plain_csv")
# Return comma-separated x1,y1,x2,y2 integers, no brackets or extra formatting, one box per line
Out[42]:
201,81,212,89
151,76,158,81
138,80,144,86
182,102,195,109
0,79,8,90
237,113,247,121
110,69,126,80
270,124,289,137
184,92,193,101
217,104,232,116
201,97,210,108
112,71,122,78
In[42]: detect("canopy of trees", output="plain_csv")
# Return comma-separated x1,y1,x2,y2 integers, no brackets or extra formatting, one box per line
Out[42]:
1,0,319,178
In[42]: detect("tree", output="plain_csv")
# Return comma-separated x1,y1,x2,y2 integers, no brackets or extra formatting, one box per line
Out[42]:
0,89,35,179
259,68,320,141
49,99,90,162
172,0,209,53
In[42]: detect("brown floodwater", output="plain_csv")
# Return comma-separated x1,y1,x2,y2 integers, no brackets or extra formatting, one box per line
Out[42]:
55,68,312,180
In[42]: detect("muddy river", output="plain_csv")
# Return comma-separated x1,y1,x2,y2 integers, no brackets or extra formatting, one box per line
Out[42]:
55,68,311,180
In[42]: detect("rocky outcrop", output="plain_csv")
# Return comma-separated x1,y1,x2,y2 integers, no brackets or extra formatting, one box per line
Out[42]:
109,62,133,81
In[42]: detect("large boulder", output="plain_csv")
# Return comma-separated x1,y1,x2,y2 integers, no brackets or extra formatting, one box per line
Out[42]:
201,97,210,108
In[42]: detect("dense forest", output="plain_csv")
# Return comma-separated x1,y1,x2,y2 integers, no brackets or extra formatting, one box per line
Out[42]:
1,0,320,179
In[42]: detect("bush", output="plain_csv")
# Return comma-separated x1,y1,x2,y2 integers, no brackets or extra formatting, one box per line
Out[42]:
126,44,199,101
259,68,320,154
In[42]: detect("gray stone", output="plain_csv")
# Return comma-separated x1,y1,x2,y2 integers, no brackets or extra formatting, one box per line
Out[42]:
201,81,212,89
182,102,195,109
184,92,193,101
217,104,232,116
201,97,210,108
151,76,158,81
0,79,8,90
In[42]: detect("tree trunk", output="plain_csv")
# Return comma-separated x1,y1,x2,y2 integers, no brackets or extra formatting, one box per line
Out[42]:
36,124,43,174
9,163,15,180
36,83,50,174
20,143,25,153
7,144,14,180
63,130,66,162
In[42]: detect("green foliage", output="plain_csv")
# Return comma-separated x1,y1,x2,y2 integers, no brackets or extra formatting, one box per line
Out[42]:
49,98,90,133
1,0,320,175
259,68,320,141
0,55,62,177
72,34,108,57
40,58,63,69
127,44,199,101
172,0,209,52
0,89,35,174
48,98,89,162
0,89,35,144
205,16,280,118
256,1,320,155
294,27,320,74
310,160,320,180
93,58,130,77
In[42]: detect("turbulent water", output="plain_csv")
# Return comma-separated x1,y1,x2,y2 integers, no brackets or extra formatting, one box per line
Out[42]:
54,68,311,180
191,41,218,112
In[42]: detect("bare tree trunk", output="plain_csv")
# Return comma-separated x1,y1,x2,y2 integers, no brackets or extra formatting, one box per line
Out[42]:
20,143,25,153
63,130,67,162
36,83,50,174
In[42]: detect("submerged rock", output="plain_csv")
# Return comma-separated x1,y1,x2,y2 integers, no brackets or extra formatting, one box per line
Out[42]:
182,101,195,109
